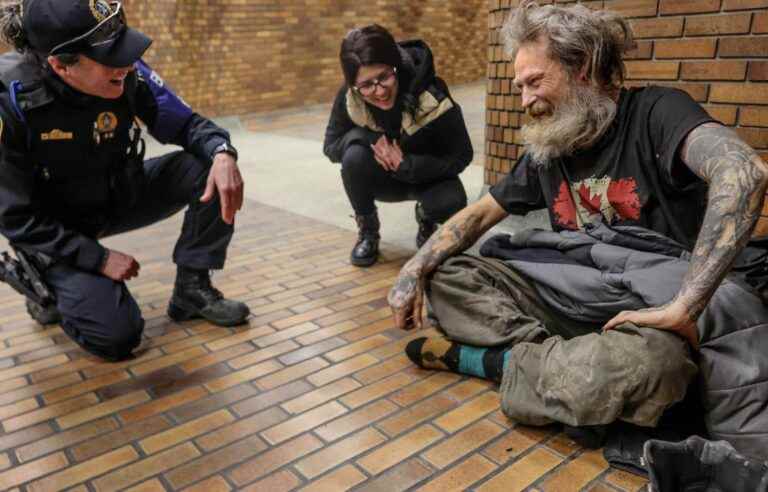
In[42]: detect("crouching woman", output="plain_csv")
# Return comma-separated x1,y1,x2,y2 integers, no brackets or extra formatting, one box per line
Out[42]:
323,24,473,266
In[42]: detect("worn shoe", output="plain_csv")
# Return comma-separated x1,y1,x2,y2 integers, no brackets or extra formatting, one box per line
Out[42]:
351,212,380,267
26,298,61,325
415,203,439,248
167,267,250,326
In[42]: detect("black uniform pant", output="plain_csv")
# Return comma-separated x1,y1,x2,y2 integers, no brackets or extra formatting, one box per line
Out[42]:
47,151,234,361
340,144,467,223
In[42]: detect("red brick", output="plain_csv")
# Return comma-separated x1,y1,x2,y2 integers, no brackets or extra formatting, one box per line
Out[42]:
629,18,685,38
660,0,722,15
624,41,654,60
749,61,768,81
719,36,768,57
710,83,768,104
657,82,710,102
756,12,768,33
703,105,739,125
681,61,747,81
685,13,752,36
603,0,658,17
723,0,768,10
741,106,768,127
626,61,680,80
655,38,717,59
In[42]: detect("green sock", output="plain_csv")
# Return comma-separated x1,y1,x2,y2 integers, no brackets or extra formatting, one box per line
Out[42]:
405,337,510,383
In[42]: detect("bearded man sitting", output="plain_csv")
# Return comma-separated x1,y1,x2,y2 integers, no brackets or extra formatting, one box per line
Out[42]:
388,0,768,460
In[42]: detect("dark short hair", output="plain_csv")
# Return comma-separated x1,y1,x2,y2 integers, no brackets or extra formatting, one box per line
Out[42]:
339,24,402,88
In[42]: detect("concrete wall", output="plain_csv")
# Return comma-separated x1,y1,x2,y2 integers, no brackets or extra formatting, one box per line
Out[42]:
485,1,768,227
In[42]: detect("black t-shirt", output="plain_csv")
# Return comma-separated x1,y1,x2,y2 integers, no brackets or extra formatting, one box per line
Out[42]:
489,86,716,248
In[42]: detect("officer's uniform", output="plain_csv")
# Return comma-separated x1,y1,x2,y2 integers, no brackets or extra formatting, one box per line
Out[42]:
0,52,235,360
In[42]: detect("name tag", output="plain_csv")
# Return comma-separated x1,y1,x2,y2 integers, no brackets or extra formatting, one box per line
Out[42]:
41,129,74,141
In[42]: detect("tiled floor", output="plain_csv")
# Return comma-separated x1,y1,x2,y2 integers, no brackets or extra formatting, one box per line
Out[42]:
0,199,648,491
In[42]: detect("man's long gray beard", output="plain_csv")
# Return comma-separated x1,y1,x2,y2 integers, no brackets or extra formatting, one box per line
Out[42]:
521,85,618,167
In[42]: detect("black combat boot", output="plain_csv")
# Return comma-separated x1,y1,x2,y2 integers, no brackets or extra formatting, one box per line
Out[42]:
415,203,440,248
168,267,250,326
351,212,380,267
26,298,61,325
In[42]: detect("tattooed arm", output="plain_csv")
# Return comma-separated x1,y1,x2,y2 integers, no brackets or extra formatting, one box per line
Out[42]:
604,123,768,347
388,193,509,330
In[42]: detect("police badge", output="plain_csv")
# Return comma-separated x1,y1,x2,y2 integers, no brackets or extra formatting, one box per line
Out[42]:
93,111,118,144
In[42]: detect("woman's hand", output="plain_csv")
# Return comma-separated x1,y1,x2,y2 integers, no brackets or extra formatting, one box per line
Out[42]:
371,136,404,172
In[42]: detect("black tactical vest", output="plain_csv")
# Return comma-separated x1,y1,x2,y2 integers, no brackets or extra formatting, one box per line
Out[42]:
1,53,139,237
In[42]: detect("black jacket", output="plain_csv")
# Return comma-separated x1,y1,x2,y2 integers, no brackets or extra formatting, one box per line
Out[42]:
0,52,231,272
323,40,473,184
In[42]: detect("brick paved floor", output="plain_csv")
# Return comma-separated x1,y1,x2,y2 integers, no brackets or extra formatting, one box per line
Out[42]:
0,200,648,491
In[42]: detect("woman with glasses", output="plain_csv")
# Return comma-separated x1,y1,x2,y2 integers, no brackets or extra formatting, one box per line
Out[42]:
323,24,473,267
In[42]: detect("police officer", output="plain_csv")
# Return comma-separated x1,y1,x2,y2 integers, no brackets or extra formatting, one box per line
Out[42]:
0,0,250,361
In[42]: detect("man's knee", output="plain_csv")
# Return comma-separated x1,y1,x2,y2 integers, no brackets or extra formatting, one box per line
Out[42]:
502,326,697,427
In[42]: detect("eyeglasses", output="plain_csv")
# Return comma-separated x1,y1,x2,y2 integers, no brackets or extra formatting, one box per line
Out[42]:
49,2,126,56
354,67,397,96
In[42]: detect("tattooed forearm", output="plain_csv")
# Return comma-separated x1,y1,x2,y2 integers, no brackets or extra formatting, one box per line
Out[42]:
402,211,485,279
676,123,768,319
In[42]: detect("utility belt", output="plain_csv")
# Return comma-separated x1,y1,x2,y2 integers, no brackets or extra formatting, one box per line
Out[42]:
0,247,55,307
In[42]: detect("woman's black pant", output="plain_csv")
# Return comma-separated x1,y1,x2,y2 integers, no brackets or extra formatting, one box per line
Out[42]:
340,144,467,223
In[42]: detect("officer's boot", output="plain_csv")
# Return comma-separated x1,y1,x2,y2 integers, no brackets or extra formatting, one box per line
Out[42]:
351,212,380,267
26,298,61,325
167,267,250,326
415,203,440,248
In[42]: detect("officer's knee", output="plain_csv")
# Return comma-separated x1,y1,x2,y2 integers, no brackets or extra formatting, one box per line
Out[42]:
60,298,144,361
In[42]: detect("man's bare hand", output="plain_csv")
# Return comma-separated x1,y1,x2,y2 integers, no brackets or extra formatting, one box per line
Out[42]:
100,249,140,281
201,153,244,224
371,136,403,172
388,270,425,330
602,299,699,349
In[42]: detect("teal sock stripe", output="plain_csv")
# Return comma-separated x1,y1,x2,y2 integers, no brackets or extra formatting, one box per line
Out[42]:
458,345,487,379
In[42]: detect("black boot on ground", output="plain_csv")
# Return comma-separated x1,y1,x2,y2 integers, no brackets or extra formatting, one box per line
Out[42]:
415,203,440,248
168,267,250,326
26,298,61,325
351,212,380,267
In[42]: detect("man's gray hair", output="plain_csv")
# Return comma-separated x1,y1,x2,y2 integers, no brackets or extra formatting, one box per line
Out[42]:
502,0,636,93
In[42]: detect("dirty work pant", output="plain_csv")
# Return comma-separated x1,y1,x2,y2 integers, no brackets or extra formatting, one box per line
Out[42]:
426,254,698,428
46,151,233,361
341,144,467,223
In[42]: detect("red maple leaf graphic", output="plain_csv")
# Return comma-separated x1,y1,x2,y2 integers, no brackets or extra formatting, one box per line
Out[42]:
577,182,603,214
552,181,578,230
607,178,642,220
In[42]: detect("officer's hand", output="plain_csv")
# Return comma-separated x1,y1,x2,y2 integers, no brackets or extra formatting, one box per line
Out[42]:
100,249,140,281
201,154,244,225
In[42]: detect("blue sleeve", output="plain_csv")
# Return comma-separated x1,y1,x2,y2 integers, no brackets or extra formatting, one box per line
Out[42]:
133,60,230,163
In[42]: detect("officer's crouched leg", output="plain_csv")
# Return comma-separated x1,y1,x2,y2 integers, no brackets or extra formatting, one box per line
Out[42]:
46,264,143,361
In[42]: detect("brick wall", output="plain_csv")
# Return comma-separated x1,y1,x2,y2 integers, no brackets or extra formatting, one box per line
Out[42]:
127,0,488,116
486,0,768,231
0,1,487,116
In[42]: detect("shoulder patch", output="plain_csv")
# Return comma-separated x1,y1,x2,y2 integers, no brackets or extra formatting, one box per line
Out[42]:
135,59,193,143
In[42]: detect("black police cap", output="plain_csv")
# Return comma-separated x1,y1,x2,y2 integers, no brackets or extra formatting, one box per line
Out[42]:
23,0,152,67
